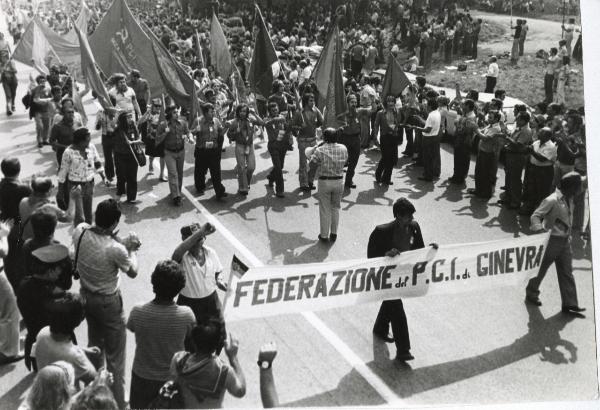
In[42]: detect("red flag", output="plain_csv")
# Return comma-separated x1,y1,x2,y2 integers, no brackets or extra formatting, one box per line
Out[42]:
310,25,346,128
210,12,233,80
74,24,113,110
381,55,411,100
247,4,278,99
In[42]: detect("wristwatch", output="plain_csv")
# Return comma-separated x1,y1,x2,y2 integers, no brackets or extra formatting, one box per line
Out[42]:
257,360,272,370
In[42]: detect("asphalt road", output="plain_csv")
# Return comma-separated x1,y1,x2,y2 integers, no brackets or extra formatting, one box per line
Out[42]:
0,12,598,410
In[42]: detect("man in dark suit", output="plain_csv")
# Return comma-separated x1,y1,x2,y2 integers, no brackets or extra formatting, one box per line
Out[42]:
368,198,434,362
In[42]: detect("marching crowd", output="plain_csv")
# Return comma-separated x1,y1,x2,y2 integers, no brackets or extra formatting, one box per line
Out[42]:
0,0,590,409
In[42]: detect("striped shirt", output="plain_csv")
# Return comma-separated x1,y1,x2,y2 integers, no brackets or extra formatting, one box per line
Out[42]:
310,143,348,177
73,223,132,295
127,301,195,381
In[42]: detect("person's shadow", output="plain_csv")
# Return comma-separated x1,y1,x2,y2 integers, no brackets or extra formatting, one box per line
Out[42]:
282,304,578,407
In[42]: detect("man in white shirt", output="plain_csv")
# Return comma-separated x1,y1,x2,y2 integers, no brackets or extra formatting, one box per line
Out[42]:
418,99,442,181
484,56,499,93
108,73,141,119
544,47,560,103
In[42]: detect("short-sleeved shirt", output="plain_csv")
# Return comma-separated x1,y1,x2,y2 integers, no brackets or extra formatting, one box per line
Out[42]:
423,110,441,137
158,119,190,152
127,301,195,381
109,86,137,114
530,139,557,166
33,326,96,383
310,143,348,177
179,246,223,299
73,223,132,295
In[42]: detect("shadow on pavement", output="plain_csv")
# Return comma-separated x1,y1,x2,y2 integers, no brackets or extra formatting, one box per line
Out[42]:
0,372,35,409
282,304,578,407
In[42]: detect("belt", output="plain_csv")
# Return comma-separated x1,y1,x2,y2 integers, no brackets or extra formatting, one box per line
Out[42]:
69,179,94,184
165,147,184,153
81,287,120,298
319,176,343,180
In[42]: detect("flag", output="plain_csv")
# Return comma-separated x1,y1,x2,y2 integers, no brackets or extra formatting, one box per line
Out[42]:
381,55,411,100
71,75,88,126
194,30,204,69
74,24,113,110
190,82,201,123
89,0,163,97
247,4,278,99
32,21,55,74
64,0,92,43
210,12,233,80
230,255,249,279
310,25,347,128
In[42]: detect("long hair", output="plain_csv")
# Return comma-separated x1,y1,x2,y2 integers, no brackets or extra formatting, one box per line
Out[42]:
26,362,74,410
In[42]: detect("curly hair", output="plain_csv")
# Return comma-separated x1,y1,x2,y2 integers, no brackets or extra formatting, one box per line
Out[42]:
151,260,187,300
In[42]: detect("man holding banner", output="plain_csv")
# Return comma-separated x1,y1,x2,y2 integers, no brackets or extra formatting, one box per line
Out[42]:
369,198,431,362
525,172,586,316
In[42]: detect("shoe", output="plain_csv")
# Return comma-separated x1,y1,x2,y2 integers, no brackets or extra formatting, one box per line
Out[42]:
525,295,542,306
308,184,316,190
267,178,274,188
345,183,356,189
159,175,168,182
382,181,393,186
275,192,285,198
418,176,432,181
497,199,508,205
466,188,477,195
173,196,182,206
300,186,311,192
318,235,329,242
11,104,15,112
7,109,12,116
43,141,50,145
148,169,154,175
197,189,205,196
238,190,249,196
373,331,394,343
500,186,506,190
216,192,228,199
396,352,415,362
37,143,43,148
329,233,337,242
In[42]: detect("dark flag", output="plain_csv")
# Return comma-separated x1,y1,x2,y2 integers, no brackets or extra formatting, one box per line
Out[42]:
381,55,411,100
247,4,278,99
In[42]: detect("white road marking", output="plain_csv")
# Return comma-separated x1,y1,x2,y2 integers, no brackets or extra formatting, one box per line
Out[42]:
181,187,404,406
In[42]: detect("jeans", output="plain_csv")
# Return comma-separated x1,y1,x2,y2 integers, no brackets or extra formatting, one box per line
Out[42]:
268,142,287,194
102,133,116,181
194,147,224,196
297,138,316,188
526,236,579,307
34,113,50,144
68,180,94,226
317,179,343,237
234,143,255,193
340,134,360,187
375,134,397,184
114,153,138,201
81,289,126,409
164,149,185,199
129,372,165,410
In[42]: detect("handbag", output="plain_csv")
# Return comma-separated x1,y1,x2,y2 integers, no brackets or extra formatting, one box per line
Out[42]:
72,229,87,280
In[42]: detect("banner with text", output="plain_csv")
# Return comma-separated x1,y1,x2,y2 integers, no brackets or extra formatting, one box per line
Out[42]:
224,233,550,321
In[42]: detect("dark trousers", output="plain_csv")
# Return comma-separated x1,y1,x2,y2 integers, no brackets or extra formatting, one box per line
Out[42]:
2,77,17,107
402,127,414,156
452,142,471,182
102,133,115,181
267,142,287,194
376,135,397,184
422,135,441,179
350,60,363,77
114,153,138,201
518,37,526,56
485,76,497,93
522,164,554,214
474,150,497,198
444,40,453,64
504,152,528,206
544,73,555,104
472,37,479,58
413,130,423,162
374,299,410,354
194,147,225,196
177,292,226,353
129,372,165,410
341,134,361,187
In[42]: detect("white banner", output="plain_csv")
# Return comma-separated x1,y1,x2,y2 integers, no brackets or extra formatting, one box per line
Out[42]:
223,233,550,321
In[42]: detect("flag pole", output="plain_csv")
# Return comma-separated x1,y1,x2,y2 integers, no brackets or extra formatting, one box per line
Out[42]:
561,0,566,39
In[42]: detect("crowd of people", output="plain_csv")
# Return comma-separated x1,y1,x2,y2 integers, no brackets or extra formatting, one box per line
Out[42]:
0,0,591,409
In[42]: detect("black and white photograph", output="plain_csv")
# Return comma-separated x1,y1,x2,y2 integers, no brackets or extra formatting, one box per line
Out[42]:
0,0,598,408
